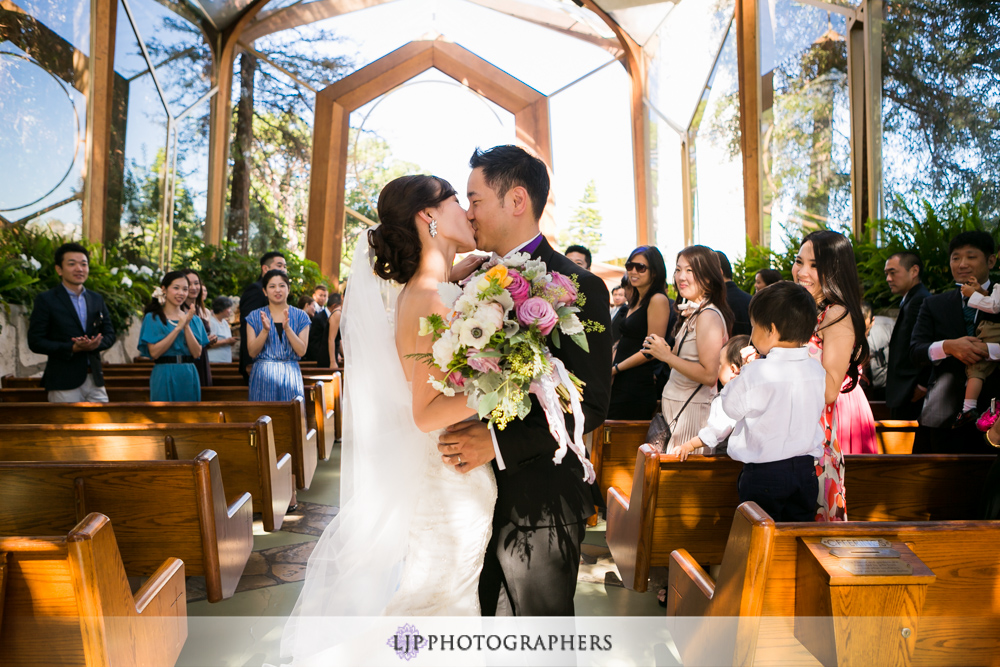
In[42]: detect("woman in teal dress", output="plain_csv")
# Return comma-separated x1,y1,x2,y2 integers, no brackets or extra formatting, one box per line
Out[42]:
246,269,311,402
139,270,209,402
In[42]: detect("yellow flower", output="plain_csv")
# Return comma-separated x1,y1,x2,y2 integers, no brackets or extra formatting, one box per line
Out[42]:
485,264,513,288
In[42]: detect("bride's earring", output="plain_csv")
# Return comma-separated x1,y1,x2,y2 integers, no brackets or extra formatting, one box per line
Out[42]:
429,219,438,237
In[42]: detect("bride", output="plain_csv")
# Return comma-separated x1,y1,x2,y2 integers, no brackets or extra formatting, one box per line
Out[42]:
279,175,497,663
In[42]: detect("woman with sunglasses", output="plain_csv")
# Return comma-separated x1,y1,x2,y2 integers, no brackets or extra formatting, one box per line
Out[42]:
644,245,734,452
608,246,675,419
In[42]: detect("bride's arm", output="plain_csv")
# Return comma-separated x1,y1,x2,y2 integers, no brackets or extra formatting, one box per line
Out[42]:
405,296,477,433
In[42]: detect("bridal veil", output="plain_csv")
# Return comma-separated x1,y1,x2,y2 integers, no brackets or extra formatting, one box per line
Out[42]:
279,232,429,663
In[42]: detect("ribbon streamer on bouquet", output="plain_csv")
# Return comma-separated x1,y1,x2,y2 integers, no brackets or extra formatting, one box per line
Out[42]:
529,356,596,484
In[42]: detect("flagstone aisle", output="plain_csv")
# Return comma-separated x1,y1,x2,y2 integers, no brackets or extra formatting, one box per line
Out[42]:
178,447,667,666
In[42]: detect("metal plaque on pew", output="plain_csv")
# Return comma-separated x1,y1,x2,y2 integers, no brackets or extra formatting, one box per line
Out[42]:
820,537,892,548
838,559,913,576
829,547,900,558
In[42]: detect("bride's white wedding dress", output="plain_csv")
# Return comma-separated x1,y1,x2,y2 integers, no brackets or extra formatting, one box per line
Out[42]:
278,238,496,665
384,425,495,616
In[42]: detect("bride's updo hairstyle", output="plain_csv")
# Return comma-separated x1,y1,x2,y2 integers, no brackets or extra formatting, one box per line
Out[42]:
369,175,457,284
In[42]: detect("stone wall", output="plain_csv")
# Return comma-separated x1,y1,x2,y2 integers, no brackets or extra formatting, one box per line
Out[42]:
0,305,141,379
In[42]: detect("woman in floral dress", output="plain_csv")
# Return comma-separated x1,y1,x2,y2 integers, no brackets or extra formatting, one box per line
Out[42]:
792,231,871,521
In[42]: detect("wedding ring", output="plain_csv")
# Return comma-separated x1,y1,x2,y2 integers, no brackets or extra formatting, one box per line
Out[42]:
457,455,462,464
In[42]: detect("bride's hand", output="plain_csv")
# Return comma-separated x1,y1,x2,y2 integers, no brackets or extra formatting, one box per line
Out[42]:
450,254,489,283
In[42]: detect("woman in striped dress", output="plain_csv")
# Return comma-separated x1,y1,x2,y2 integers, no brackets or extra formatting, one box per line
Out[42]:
246,269,311,402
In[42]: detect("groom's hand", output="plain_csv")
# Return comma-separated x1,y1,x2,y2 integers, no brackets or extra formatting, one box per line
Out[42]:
449,254,489,283
438,421,495,473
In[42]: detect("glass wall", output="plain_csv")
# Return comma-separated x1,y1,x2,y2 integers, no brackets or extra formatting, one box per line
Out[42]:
0,0,91,235
114,0,213,265
881,0,1000,221
760,0,852,246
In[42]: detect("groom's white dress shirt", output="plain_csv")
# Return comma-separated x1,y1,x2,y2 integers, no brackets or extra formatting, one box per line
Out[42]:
488,233,543,470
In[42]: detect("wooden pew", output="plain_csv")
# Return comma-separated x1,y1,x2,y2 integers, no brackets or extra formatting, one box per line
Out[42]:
0,452,252,602
0,398,318,490
0,418,293,532
590,420,652,501
667,503,1000,666
607,445,995,591
0,513,187,667
877,419,919,455
0,382,337,468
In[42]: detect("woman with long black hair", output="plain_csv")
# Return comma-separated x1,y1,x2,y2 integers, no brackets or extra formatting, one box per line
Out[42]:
793,230,874,521
607,246,674,419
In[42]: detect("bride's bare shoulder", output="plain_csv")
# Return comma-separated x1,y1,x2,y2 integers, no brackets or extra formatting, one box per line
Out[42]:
396,277,448,324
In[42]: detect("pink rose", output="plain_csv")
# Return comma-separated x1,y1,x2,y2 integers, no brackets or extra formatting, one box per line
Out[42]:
448,370,465,388
517,297,559,336
506,270,531,305
546,272,578,306
467,351,502,374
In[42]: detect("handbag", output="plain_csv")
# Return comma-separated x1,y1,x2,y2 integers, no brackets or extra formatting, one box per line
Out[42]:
644,323,701,451
645,385,702,451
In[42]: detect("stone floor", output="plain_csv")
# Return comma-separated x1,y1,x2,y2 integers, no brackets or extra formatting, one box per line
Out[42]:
178,446,667,666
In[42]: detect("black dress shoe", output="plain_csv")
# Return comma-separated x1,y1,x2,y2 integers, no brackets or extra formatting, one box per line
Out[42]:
954,409,979,429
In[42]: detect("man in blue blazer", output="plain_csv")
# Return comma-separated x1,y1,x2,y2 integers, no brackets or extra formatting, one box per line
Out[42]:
27,243,116,402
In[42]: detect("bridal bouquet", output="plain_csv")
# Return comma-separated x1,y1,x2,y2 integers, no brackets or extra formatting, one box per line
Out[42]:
415,253,602,482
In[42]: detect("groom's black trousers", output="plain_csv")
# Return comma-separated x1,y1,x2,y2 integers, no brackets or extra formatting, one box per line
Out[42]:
479,519,586,616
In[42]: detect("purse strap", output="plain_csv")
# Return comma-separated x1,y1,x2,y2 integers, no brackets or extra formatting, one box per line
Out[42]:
666,314,704,430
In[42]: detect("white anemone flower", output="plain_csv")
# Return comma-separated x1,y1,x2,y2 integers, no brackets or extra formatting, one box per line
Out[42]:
458,317,496,349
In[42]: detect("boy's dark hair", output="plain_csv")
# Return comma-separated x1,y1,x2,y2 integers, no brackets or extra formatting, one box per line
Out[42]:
724,334,751,368
55,242,90,266
211,296,232,314
715,250,734,280
469,145,549,222
565,245,592,268
748,281,817,345
260,251,286,268
313,284,328,293
948,231,995,258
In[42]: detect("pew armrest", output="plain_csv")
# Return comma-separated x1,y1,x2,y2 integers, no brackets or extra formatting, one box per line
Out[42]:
605,444,661,592
134,556,185,615
667,548,715,617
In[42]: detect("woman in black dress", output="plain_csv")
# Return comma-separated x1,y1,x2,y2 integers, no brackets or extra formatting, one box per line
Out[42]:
607,246,675,420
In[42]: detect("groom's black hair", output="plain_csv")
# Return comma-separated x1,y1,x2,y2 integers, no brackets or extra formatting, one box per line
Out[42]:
470,145,549,222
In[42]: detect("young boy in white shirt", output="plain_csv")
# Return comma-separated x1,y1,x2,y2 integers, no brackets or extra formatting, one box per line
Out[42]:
690,281,826,521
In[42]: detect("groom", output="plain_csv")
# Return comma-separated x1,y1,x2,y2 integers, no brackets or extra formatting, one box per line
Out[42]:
438,145,613,616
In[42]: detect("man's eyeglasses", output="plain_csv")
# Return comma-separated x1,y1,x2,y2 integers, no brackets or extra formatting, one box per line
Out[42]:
625,262,648,274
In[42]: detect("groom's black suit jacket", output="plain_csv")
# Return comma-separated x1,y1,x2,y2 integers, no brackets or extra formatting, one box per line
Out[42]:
491,238,613,528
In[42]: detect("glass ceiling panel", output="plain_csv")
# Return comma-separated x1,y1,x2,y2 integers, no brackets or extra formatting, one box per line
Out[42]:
12,0,90,56
607,1,677,46
304,0,619,96
646,0,734,132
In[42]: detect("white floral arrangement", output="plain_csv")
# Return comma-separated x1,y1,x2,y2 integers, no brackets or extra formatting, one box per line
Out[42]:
414,253,603,481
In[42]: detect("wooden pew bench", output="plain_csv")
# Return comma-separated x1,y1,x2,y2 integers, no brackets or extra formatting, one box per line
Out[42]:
0,398,318,490
667,502,1000,666
0,380,337,466
0,418,293,532
0,452,252,602
877,419,919,455
607,445,995,591
0,513,187,667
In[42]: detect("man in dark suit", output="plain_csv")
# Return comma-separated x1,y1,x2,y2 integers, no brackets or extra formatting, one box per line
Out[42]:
716,250,752,336
27,243,116,402
239,251,286,382
884,251,931,419
910,231,1000,453
439,145,612,616
304,284,331,367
